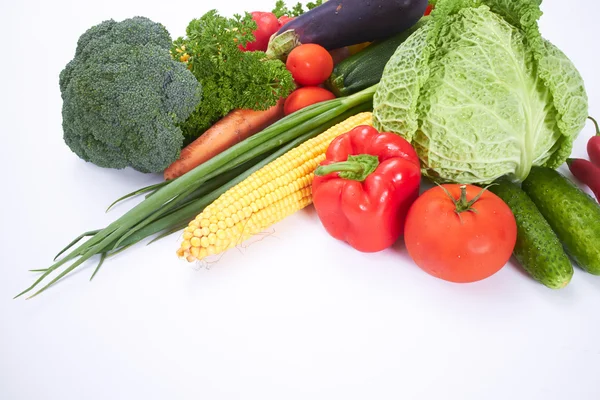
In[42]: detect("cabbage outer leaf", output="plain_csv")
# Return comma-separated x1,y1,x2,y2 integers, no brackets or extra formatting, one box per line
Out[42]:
373,0,588,183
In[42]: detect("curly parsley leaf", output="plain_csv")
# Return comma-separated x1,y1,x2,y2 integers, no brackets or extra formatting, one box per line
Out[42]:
273,0,324,18
172,10,294,139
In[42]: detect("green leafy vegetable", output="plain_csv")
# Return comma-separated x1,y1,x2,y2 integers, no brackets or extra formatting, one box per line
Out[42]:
272,0,324,18
173,11,295,139
59,17,202,173
373,0,588,184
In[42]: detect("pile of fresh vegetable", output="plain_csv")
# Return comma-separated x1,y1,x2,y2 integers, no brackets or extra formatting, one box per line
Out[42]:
17,0,600,298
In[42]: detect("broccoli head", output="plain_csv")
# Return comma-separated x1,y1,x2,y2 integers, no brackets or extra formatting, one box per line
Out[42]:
59,17,202,173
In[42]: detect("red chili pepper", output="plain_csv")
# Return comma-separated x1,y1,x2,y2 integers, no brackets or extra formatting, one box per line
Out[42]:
312,126,421,252
587,116,600,167
239,12,280,52
567,158,600,201
424,4,434,16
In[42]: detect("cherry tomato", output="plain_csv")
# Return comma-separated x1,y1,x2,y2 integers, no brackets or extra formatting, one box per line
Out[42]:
278,15,295,26
239,12,280,52
404,184,517,283
286,44,334,86
284,87,336,116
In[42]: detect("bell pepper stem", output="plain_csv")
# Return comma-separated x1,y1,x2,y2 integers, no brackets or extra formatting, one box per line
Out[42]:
314,154,379,182
588,116,600,136
315,161,364,175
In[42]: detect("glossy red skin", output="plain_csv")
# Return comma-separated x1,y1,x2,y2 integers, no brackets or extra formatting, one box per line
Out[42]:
568,158,600,201
283,87,336,115
312,126,421,253
404,185,517,283
278,15,295,25
588,136,600,167
286,44,334,86
240,12,280,52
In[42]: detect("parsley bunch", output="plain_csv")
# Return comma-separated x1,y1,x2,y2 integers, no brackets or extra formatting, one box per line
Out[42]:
272,0,324,18
173,10,295,139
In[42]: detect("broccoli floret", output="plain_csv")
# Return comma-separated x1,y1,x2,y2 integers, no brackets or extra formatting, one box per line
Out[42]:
59,17,202,173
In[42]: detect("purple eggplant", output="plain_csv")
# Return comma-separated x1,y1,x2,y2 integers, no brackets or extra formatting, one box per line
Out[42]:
266,0,429,59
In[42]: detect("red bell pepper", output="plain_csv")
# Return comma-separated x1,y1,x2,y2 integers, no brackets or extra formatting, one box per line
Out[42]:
312,125,421,252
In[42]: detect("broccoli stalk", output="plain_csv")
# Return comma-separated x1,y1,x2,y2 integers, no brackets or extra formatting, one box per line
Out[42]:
59,17,202,173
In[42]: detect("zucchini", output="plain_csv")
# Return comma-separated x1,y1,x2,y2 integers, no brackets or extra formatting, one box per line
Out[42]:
489,179,573,289
522,167,600,275
266,0,428,59
326,17,429,97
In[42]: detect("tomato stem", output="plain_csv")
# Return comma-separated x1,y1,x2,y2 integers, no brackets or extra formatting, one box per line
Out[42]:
455,185,472,213
438,184,494,218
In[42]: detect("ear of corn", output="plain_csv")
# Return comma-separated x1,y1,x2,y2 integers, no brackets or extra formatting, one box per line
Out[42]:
177,112,373,262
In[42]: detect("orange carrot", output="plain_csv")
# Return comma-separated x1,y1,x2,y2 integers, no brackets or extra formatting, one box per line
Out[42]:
164,99,285,180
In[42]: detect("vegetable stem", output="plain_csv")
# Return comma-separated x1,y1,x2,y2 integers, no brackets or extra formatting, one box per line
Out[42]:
589,116,600,136
315,154,379,181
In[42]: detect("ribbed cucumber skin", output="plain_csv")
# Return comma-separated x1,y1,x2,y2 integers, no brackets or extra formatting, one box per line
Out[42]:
489,180,573,289
522,167,600,275
327,18,429,97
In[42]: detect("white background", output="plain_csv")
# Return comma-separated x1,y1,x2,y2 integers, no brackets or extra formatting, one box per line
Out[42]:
1,1,600,399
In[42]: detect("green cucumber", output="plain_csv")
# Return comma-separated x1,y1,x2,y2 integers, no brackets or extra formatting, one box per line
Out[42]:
489,179,573,289
326,17,429,97
522,167,600,275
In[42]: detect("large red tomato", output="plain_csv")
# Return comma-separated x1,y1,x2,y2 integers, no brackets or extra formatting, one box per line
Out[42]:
404,184,517,283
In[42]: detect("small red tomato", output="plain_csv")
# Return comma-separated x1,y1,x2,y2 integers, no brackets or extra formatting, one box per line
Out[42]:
240,12,280,52
278,15,295,26
284,87,336,115
404,184,517,283
286,44,334,86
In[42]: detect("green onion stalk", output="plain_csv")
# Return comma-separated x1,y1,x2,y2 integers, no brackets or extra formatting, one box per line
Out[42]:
17,85,377,298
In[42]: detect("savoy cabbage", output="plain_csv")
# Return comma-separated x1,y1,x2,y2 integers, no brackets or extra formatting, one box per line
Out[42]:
373,0,588,184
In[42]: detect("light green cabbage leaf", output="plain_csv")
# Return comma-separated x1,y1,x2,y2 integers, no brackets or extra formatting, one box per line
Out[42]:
373,0,588,183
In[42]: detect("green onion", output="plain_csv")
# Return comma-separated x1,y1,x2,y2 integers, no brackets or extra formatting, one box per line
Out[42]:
16,85,376,299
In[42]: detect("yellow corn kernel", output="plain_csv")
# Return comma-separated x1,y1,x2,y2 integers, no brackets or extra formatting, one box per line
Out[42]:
200,237,210,248
178,112,373,262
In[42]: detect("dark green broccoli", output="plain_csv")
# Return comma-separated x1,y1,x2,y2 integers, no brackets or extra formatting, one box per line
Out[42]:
59,17,202,173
